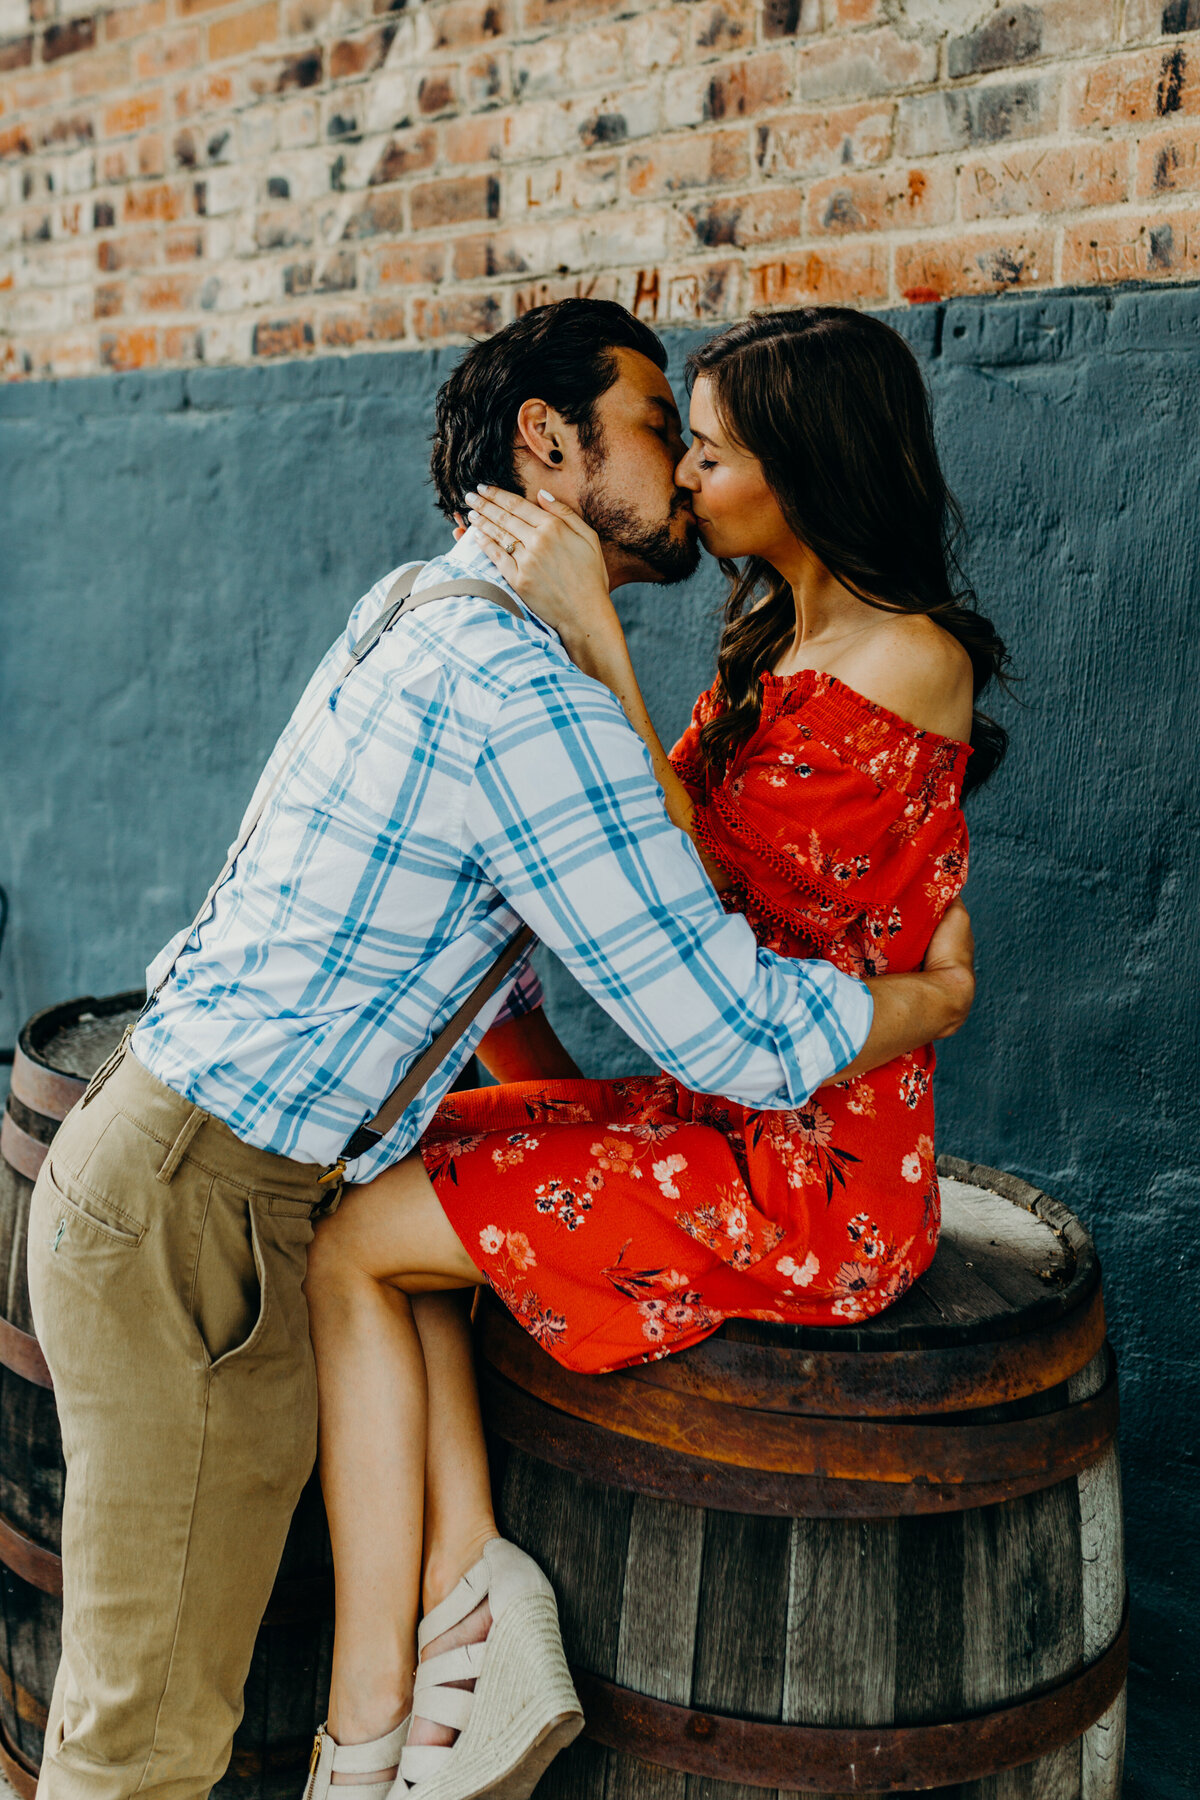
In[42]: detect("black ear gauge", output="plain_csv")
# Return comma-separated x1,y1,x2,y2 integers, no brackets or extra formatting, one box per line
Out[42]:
548,449,564,464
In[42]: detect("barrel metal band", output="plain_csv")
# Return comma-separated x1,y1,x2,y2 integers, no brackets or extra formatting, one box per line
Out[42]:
477,1322,1119,1487
574,1603,1129,1791
0,1113,47,1184
9,1046,85,1124
0,1714,38,1800
0,1505,332,1624
0,1314,53,1388
481,1368,1114,1517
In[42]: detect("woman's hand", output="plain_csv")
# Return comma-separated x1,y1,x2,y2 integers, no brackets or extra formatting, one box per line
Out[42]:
464,485,624,677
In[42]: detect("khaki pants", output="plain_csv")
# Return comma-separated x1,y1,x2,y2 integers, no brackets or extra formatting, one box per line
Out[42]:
26,1049,326,1800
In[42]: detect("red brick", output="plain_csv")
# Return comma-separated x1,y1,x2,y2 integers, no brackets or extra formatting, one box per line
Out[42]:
94,282,123,316
166,228,205,259
38,111,95,148
173,74,234,117
368,241,446,284
417,69,459,114
100,326,158,368
329,25,394,80
798,28,938,102
763,0,815,35
756,103,893,180
283,0,332,33
411,292,503,339
343,190,407,237
368,127,437,184
807,163,956,236
43,16,97,61
627,128,751,199
252,315,314,355
320,311,367,347
895,228,1054,300
368,298,407,339
209,3,277,62
429,0,508,49
1062,208,1200,282
179,0,235,16
522,0,622,26
98,228,159,268
961,143,1131,221
105,1,167,41
464,51,507,108
450,228,542,278
1136,122,1200,196
0,124,35,157
137,272,201,309
103,92,164,136
705,51,791,121
443,115,503,164
410,172,501,231
748,244,889,308
0,35,34,72
831,0,885,25
690,0,758,58
70,48,131,98
124,181,189,221
1069,46,1200,129
138,132,166,176
676,186,806,251
101,148,129,180
160,324,202,361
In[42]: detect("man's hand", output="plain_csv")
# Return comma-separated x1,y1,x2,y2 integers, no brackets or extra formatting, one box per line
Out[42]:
832,899,975,1083
921,898,975,1039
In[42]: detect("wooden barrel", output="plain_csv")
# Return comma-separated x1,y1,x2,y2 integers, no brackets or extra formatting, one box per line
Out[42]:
0,993,335,1800
477,1160,1127,1797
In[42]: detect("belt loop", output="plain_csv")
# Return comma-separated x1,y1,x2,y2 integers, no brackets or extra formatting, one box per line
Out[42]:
156,1107,205,1185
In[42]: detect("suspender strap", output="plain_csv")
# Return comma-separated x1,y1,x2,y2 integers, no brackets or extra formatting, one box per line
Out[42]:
143,564,537,1165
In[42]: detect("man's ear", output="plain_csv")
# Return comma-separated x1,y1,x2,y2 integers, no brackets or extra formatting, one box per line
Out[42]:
515,398,568,471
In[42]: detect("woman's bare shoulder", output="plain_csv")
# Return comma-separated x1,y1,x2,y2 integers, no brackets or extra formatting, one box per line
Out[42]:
842,614,974,743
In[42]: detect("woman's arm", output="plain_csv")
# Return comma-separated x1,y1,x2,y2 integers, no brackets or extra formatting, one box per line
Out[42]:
475,1007,583,1082
464,485,731,892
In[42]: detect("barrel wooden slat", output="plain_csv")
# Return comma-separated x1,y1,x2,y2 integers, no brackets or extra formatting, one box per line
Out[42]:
0,993,339,1799
486,1160,1126,1798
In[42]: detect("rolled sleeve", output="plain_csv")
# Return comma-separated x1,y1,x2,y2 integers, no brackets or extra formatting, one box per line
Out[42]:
463,672,872,1108
491,955,545,1026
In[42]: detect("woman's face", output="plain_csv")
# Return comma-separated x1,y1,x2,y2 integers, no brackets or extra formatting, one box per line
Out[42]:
675,376,793,564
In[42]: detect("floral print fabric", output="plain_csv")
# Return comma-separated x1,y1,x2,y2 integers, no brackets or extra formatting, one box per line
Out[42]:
419,669,970,1375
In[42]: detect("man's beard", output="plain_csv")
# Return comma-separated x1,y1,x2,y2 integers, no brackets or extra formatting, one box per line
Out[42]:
578,481,701,584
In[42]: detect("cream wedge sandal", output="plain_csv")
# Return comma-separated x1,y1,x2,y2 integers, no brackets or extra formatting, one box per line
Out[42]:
399,1539,583,1800
303,1715,412,1800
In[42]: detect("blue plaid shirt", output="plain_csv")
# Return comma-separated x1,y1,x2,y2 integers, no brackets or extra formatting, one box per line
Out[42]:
132,534,873,1180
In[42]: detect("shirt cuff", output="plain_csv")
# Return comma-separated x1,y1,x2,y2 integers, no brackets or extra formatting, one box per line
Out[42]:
784,960,874,1101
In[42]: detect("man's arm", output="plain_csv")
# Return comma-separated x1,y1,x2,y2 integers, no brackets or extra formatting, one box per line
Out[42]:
838,899,975,1083
463,673,969,1108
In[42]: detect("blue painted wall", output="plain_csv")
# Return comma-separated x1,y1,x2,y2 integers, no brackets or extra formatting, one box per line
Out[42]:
2,288,1198,1797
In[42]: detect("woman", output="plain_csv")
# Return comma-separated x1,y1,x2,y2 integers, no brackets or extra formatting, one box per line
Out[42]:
303,309,1008,1800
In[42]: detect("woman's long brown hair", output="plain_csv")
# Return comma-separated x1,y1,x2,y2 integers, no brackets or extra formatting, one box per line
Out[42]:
686,309,1010,796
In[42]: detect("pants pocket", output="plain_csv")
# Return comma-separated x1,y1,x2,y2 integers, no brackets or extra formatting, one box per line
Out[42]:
194,1181,265,1368
41,1157,146,1247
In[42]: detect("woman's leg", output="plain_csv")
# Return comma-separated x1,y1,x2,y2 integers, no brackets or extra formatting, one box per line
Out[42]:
304,1155,484,1777
406,1292,499,1754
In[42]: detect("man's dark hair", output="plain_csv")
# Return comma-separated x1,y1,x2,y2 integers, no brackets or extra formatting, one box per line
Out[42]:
430,299,668,520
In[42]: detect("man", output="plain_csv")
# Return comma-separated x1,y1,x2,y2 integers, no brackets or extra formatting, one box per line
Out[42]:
27,299,974,1800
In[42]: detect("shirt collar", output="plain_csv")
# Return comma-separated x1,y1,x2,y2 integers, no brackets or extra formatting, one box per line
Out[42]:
418,530,562,646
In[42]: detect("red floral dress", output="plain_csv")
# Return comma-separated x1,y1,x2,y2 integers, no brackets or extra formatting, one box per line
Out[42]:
419,670,970,1375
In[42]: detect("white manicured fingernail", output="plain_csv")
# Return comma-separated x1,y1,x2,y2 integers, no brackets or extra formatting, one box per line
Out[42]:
466,509,479,521
464,491,480,504
477,483,492,494
538,490,556,502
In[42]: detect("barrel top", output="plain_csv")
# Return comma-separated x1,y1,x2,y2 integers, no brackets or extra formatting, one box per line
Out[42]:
722,1156,1098,1352
11,991,144,1122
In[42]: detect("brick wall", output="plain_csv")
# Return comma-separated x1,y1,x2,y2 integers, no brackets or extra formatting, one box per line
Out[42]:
3,0,1200,376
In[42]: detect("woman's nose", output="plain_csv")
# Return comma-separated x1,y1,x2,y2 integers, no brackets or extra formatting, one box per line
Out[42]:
675,446,700,490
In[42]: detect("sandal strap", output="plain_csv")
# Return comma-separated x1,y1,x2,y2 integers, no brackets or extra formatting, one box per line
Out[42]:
399,1744,453,1785
416,1555,492,1653
411,1682,474,1733
330,1717,411,1774
414,1642,487,1690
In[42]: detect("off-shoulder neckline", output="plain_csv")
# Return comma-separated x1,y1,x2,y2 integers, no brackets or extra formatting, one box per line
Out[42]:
759,666,972,756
